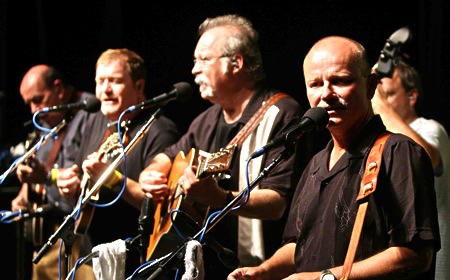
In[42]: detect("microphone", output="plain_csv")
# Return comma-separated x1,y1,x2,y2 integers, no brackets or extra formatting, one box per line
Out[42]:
40,95,101,114
250,107,329,158
136,197,154,263
138,196,155,236
21,203,54,219
125,82,193,113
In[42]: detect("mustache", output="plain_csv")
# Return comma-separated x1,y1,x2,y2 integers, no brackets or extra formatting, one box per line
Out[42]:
317,97,348,109
194,75,209,86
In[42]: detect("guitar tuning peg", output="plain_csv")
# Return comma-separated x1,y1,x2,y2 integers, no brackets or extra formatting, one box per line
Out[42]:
221,173,231,180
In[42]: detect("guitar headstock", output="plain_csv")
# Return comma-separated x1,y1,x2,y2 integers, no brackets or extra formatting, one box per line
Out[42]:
373,26,412,79
197,146,236,179
98,120,130,161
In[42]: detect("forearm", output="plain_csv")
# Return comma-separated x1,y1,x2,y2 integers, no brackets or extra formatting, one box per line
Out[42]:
375,103,441,169
144,153,172,174
106,171,145,209
259,242,297,280
226,189,287,220
329,246,434,280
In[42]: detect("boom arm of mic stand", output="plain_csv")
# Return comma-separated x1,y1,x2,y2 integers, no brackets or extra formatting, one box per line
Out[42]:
32,108,162,264
143,145,293,280
0,119,67,181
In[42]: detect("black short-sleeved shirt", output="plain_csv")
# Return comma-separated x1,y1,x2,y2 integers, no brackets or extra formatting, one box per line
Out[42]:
283,115,440,279
163,87,312,274
75,109,179,271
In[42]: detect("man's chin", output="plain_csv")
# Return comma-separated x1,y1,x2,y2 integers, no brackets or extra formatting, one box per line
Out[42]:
101,107,120,119
200,91,215,101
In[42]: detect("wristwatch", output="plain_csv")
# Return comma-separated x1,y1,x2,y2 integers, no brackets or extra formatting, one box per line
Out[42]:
320,269,336,280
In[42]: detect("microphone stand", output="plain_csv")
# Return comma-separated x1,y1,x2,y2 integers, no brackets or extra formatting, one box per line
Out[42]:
0,118,66,277
32,108,163,277
139,141,297,280
0,119,67,182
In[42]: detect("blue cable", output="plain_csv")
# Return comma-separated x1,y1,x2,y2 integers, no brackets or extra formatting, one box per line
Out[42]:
32,111,53,134
0,210,21,223
74,196,82,221
58,240,63,280
199,210,221,243
170,210,186,241
0,149,46,185
0,110,62,185
87,110,129,208
128,259,156,279
0,155,25,185
198,155,256,242
71,256,84,280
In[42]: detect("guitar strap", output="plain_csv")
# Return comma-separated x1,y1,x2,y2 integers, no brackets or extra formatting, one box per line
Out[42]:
226,92,289,149
340,131,392,280
45,128,67,170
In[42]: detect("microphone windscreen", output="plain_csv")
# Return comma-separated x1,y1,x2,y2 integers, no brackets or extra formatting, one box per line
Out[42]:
84,96,101,112
303,107,329,130
173,82,193,102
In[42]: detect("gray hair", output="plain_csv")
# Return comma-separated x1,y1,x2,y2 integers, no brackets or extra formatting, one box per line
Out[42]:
197,14,266,83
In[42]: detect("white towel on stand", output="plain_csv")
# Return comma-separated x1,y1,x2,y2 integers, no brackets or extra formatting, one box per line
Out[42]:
181,240,204,280
92,239,126,280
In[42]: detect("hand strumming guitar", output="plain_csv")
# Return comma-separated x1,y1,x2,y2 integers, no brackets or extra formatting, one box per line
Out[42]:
139,153,172,203
56,164,80,203
11,187,28,212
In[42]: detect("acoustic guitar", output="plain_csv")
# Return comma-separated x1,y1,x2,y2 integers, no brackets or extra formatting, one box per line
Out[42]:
74,121,128,235
146,146,235,260
22,131,46,247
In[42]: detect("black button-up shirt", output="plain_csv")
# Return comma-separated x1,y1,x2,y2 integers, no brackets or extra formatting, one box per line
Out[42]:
284,115,440,279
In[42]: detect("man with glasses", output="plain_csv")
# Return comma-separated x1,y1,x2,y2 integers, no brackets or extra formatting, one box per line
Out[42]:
139,14,311,278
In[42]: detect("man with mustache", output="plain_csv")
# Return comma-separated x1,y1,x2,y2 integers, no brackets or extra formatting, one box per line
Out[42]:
12,65,96,280
228,36,440,280
139,14,311,278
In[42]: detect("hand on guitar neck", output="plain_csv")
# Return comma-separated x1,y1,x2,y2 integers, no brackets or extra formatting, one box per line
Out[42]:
140,148,235,260
180,165,229,208
82,152,115,183
16,157,48,185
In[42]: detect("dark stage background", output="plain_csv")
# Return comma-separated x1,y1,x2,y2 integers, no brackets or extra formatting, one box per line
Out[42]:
0,0,449,278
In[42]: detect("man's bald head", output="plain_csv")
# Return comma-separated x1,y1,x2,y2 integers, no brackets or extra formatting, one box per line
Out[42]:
20,65,71,126
304,36,371,78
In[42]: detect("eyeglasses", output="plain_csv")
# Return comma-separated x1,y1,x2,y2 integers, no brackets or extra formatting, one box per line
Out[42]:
193,55,230,66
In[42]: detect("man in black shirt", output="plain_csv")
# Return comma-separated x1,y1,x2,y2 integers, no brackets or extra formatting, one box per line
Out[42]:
56,49,179,276
229,36,440,280
139,14,311,278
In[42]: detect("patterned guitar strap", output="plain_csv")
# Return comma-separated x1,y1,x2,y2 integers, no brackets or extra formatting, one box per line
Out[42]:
226,92,289,149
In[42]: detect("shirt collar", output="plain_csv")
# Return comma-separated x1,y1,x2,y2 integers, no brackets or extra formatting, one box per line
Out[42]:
313,115,387,177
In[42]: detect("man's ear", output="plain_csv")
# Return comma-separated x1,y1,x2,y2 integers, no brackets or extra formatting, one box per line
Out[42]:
367,73,378,99
136,79,145,100
136,79,145,92
231,54,244,73
53,79,64,99
408,88,419,106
